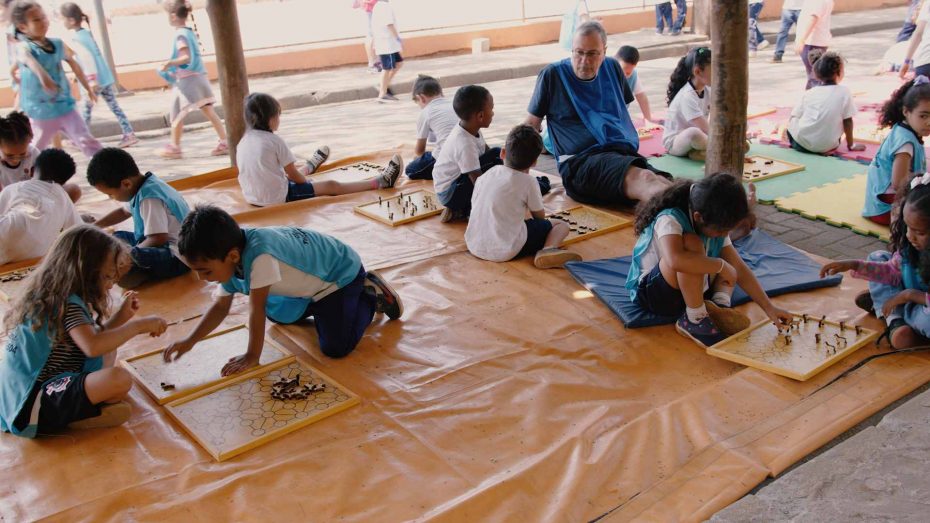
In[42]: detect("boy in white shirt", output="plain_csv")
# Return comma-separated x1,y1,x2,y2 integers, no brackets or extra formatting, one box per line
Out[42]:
0,148,82,264
371,0,403,102
466,124,581,269
407,75,459,180
615,46,658,125
796,0,834,89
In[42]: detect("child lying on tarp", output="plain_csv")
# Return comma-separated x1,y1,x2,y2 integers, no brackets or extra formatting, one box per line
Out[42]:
626,173,793,348
163,206,403,376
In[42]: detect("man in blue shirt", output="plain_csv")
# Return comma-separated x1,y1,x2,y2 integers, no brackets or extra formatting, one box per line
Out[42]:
525,21,671,207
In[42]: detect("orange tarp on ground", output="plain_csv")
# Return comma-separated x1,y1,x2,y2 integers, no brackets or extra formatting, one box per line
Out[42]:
2,152,928,522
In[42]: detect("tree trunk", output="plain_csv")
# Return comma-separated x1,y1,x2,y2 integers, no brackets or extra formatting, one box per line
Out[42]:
206,0,250,166
705,0,748,178
692,0,711,36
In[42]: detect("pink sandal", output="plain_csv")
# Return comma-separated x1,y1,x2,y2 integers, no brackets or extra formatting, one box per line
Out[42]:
211,140,229,156
157,143,182,159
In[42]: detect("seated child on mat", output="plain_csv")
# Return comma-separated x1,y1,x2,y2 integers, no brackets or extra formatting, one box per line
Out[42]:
406,75,458,180
432,84,503,222
88,148,191,289
0,225,167,437
0,148,83,264
663,47,712,161
616,45,658,125
626,173,792,348
465,124,581,269
237,92,402,207
163,206,403,375
0,111,80,202
786,50,866,154
862,77,930,225
823,174,930,349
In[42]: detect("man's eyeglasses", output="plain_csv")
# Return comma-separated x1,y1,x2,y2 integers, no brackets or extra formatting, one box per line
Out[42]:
573,49,603,60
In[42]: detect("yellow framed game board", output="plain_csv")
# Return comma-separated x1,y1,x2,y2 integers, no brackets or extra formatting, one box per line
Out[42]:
853,125,890,145
311,161,383,179
0,265,37,303
706,314,879,381
354,189,443,226
547,205,633,246
164,358,360,461
742,155,806,182
747,107,777,119
121,325,293,405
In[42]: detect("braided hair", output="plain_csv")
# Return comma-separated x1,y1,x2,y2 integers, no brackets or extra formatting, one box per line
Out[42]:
0,110,33,145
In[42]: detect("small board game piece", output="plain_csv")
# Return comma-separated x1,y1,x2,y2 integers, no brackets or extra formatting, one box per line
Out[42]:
161,383,176,391
855,325,862,335
741,155,805,183
544,205,632,246
354,189,443,226
815,333,821,344
839,321,846,332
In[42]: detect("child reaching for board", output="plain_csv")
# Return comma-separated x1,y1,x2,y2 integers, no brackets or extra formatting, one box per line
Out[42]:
162,206,403,376
663,47,711,161
823,174,930,349
237,92,402,207
625,173,793,347
0,225,167,437
862,76,930,225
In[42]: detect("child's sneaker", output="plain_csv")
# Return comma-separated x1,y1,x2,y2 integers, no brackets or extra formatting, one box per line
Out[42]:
378,154,403,188
757,40,771,51
211,140,229,156
440,207,468,223
367,63,383,74
157,143,182,159
704,300,751,335
68,401,131,430
306,145,330,174
118,133,139,148
364,270,403,320
676,313,727,348
533,247,582,269
379,94,399,103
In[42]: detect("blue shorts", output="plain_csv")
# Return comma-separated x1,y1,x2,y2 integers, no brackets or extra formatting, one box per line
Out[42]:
286,180,316,202
13,372,100,433
379,52,403,70
635,264,687,316
514,218,553,259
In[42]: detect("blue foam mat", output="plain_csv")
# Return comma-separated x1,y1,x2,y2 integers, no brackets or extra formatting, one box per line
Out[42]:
566,230,843,328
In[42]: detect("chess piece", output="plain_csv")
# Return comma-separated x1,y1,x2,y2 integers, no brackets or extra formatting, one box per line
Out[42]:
839,321,846,332
855,325,862,335
379,196,382,205
785,335,792,345
815,333,821,344
802,313,809,323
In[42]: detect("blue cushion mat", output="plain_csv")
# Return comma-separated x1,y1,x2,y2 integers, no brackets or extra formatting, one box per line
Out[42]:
565,230,843,328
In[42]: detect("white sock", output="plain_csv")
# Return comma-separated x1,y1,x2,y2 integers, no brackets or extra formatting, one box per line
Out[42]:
711,292,732,307
686,304,708,324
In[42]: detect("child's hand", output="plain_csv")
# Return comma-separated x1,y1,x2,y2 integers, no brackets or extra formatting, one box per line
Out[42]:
221,353,260,377
86,89,97,105
848,143,866,152
900,63,911,79
163,338,195,362
764,305,794,327
882,289,925,317
820,260,859,278
136,316,167,337
159,61,172,73
113,291,140,323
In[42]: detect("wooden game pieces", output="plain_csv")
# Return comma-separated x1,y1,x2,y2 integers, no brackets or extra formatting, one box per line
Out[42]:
545,205,632,246
742,155,805,182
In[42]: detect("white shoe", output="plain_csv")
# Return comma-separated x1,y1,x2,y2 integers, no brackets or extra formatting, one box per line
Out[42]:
758,40,770,50
306,145,330,174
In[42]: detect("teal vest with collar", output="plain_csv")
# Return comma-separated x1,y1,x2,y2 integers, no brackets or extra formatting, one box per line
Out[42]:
863,124,926,218
0,295,101,437
625,208,727,301
128,173,190,243
18,37,74,120
221,227,363,324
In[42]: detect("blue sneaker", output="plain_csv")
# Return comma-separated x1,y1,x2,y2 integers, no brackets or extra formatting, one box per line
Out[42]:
676,314,727,348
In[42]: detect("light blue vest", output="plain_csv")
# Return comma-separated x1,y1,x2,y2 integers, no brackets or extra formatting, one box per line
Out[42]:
0,295,101,437
863,124,926,218
221,228,363,324
18,37,74,120
625,208,727,301
128,173,190,243
170,27,205,75
73,28,115,88
901,245,929,292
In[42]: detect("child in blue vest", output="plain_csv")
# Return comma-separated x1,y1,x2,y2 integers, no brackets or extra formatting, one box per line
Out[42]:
162,205,403,376
156,1,227,159
9,1,102,158
823,175,930,349
60,3,137,149
87,148,191,289
862,76,930,225
626,174,792,347
0,225,167,437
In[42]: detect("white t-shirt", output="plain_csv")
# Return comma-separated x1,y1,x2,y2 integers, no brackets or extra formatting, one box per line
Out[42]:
465,165,545,262
124,199,182,241
236,129,296,206
0,145,39,191
371,2,401,55
432,124,487,197
663,83,711,151
630,74,644,96
637,214,733,284
0,179,81,264
783,0,804,10
915,2,930,68
787,83,857,153
215,254,339,302
797,0,833,48
416,97,459,156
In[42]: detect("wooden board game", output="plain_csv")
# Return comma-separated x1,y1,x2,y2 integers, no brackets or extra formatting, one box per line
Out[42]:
742,155,806,182
354,189,442,226
853,125,891,145
165,358,360,461
312,161,383,181
547,205,633,246
0,266,36,303
122,325,293,405
706,314,880,381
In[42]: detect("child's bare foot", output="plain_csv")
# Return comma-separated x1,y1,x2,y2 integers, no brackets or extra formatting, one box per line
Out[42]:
688,149,706,161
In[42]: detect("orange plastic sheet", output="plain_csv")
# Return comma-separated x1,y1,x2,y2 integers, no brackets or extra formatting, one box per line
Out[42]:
3,155,930,522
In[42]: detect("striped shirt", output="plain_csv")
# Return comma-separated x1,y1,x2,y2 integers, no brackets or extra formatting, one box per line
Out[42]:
36,303,93,384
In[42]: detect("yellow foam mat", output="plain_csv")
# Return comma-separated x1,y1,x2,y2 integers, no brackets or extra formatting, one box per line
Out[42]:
774,174,890,241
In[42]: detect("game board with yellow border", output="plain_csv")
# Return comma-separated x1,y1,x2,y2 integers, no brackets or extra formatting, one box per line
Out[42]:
546,205,633,246
706,313,879,381
853,125,890,145
0,265,36,303
354,189,442,226
742,155,806,182
311,160,384,182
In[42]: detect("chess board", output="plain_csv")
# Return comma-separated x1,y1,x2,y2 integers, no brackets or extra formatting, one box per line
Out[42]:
122,325,292,405
706,314,879,381
854,125,890,145
0,266,36,303
312,161,383,181
354,189,442,226
547,205,633,246
165,358,360,461
742,155,805,182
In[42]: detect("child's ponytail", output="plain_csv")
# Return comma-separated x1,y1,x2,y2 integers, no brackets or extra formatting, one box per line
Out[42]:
666,47,711,106
0,111,33,145
880,76,930,128
59,2,89,27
